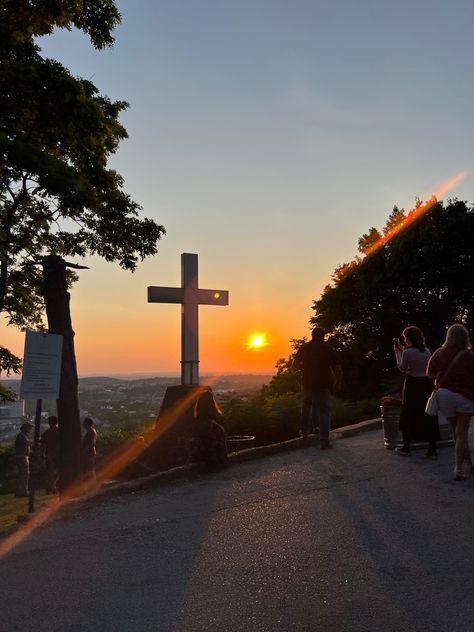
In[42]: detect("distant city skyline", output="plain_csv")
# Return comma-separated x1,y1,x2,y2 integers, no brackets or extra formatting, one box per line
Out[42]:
2,1,474,375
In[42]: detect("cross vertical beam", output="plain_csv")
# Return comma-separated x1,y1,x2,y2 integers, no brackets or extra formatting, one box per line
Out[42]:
181,253,199,386
147,253,229,386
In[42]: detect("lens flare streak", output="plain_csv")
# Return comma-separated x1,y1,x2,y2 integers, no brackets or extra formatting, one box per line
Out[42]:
0,376,224,559
363,172,466,259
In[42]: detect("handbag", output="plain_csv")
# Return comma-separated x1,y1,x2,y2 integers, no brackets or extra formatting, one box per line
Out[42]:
425,390,438,416
425,350,465,416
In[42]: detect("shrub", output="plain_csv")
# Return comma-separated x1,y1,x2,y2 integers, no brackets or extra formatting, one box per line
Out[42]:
222,392,380,446
96,421,154,464
331,398,380,428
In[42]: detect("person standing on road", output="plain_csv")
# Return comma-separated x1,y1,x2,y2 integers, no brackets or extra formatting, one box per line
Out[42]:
427,324,474,481
40,415,60,493
293,327,342,449
14,422,32,497
393,326,439,458
81,417,98,482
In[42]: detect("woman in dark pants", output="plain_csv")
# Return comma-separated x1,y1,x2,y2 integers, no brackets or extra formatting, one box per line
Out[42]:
394,326,439,457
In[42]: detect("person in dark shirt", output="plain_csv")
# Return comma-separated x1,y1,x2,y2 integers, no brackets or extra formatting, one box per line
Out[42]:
293,327,342,448
40,415,60,493
14,422,32,497
81,417,98,483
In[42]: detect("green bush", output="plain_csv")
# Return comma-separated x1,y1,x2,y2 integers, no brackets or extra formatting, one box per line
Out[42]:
221,392,301,445
260,393,301,443
96,421,153,463
331,398,379,429
222,392,379,446
0,444,15,494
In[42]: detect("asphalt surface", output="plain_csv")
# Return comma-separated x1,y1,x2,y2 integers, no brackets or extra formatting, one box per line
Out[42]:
1,429,474,632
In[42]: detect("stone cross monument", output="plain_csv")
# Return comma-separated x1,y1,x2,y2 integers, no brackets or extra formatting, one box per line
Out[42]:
147,253,229,385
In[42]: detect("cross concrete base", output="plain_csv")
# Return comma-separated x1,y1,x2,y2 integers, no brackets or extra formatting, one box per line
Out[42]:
143,385,212,472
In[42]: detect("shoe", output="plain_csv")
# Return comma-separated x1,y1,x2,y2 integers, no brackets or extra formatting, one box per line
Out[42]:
395,447,411,456
320,442,333,450
454,474,467,481
425,451,438,460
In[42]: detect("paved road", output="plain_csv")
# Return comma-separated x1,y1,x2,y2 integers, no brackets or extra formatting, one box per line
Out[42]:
1,430,474,632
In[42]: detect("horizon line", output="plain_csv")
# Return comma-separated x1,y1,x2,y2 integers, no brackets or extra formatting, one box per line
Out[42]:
1,370,274,381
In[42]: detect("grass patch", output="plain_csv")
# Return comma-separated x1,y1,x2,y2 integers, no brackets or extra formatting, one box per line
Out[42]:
0,491,57,535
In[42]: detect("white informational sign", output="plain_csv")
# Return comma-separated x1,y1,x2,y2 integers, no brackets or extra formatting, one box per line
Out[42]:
20,331,63,400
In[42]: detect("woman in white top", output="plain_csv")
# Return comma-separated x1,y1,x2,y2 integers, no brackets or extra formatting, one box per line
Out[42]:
393,326,439,457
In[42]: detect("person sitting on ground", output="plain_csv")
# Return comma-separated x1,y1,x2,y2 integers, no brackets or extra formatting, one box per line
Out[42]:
41,415,60,493
427,324,474,481
14,422,32,497
193,390,228,469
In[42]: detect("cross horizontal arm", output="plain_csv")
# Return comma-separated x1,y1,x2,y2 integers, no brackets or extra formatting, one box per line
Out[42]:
147,286,185,304
196,289,229,306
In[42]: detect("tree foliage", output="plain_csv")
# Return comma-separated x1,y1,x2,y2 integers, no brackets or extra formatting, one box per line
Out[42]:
0,1,165,382
262,338,306,397
311,199,474,398
0,345,22,401
357,227,381,255
1,0,121,50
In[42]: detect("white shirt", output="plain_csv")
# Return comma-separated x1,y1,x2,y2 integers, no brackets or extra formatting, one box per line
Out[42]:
395,347,431,377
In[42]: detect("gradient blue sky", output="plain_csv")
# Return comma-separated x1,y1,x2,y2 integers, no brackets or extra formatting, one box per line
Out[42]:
3,0,474,374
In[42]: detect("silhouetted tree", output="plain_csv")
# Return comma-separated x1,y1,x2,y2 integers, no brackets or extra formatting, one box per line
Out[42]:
0,1,165,486
311,199,474,398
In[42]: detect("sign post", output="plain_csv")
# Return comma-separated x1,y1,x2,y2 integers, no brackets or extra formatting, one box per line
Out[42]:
20,331,63,513
20,331,63,401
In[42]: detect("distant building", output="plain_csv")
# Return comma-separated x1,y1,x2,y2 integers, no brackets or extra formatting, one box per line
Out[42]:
0,400,25,425
0,400,26,442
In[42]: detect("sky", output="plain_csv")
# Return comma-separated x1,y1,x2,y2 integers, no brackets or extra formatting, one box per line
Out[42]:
3,0,474,376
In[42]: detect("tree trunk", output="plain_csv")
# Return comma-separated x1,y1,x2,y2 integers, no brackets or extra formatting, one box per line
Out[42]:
42,255,81,492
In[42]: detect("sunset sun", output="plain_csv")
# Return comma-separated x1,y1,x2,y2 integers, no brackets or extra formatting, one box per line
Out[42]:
247,333,268,349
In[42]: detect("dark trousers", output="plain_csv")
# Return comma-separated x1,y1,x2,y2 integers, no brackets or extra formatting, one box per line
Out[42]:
402,421,438,451
301,389,331,444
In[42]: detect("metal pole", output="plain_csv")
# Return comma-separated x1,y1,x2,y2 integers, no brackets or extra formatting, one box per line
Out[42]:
28,399,42,513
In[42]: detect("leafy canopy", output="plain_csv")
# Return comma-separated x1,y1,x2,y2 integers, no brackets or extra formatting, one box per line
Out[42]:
312,199,474,398
0,0,165,395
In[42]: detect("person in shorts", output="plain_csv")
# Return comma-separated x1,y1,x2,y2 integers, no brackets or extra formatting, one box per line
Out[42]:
427,324,474,481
